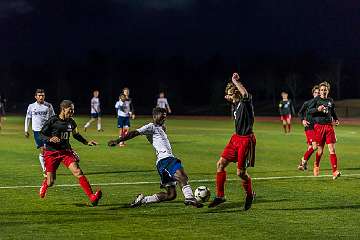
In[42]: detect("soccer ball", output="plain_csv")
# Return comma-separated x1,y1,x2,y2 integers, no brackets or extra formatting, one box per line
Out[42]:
194,186,211,202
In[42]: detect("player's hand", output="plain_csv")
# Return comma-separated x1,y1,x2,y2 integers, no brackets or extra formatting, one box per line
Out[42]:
333,120,340,126
232,73,240,82
317,105,325,112
302,120,309,127
87,140,97,146
108,139,118,147
49,136,60,143
131,114,135,120
25,132,30,138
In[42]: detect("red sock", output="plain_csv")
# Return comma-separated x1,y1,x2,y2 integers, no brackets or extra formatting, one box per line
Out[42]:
287,124,291,133
242,177,253,196
283,125,287,133
303,147,314,161
41,178,48,191
79,176,93,198
315,152,322,167
216,171,226,198
330,154,338,173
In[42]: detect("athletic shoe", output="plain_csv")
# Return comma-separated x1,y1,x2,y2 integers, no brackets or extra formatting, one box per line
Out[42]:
130,194,144,208
313,165,320,176
118,142,126,147
184,198,204,208
84,127,87,132
332,170,341,180
39,182,48,198
244,191,256,211
298,158,308,171
98,129,104,132
208,197,226,208
90,190,102,207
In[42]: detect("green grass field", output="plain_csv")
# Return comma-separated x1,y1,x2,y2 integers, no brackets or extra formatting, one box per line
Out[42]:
0,115,359,240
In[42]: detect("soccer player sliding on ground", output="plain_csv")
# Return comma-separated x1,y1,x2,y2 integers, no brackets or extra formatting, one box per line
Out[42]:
39,100,102,206
308,81,341,179
208,73,256,211
108,107,203,208
297,85,319,172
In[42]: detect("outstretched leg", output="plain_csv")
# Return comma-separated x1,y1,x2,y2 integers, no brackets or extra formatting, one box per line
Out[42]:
130,186,177,207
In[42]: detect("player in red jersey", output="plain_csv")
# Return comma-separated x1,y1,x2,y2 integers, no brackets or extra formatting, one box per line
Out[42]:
39,100,102,206
208,73,256,210
308,82,341,179
297,85,319,171
279,92,295,134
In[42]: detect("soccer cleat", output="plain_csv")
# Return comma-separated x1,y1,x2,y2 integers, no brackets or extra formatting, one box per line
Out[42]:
297,158,308,171
98,129,104,132
90,190,102,207
208,197,226,208
130,194,144,208
184,198,204,208
332,170,341,180
118,142,126,147
84,127,87,132
313,165,320,176
39,181,48,199
244,191,256,211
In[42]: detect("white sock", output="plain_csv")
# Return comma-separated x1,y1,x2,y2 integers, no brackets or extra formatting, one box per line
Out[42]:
97,123,101,131
39,154,45,172
141,194,160,204
182,185,194,199
84,122,90,128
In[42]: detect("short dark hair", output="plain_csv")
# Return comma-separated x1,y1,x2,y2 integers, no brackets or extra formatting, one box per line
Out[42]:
35,89,45,95
60,100,74,110
152,107,166,116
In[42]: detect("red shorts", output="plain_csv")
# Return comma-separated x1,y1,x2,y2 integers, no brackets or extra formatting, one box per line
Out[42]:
314,123,336,146
44,149,80,173
280,114,291,121
304,129,315,145
221,133,256,169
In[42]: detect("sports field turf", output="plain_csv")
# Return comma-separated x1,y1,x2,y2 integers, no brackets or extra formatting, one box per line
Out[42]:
0,115,359,239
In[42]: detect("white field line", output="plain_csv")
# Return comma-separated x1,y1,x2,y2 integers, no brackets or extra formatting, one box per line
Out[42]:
1,173,360,190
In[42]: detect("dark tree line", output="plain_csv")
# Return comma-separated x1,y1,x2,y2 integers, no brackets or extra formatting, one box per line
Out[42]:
1,51,359,115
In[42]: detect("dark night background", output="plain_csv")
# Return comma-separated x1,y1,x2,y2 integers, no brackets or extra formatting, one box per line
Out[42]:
1,0,360,115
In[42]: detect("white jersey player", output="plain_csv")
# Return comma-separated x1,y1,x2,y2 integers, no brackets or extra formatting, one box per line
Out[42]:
156,92,171,113
25,89,55,176
108,107,203,208
115,94,132,146
84,90,103,132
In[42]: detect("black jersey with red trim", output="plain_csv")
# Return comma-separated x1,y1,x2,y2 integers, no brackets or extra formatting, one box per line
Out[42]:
308,96,338,124
40,115,86,151
233,94,254,136
279,99,295,116
298,99,314,131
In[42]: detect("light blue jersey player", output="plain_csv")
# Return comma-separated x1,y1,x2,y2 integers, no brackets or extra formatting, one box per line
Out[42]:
108,107,203,208
25,89,55,176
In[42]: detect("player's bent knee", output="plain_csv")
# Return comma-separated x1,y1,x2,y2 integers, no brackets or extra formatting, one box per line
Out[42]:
216,158,228,171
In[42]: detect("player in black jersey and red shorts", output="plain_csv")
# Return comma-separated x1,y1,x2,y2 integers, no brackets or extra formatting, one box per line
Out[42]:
308,81,341,179
297,85,319,172
39,100,102,206
208,73,256,210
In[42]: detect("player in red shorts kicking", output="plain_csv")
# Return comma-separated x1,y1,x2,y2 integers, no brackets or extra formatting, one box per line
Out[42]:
39,100,102,206
208,73,256,210
279,91,295,134
308,81,341,179
297,85,319,171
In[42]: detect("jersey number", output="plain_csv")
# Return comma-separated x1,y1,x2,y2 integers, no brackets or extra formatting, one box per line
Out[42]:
61,132,70,140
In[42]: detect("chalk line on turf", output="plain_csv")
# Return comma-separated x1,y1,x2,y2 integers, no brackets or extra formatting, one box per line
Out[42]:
0,173,360,189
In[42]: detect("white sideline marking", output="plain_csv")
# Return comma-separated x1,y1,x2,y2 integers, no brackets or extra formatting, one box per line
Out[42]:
0,173,360,190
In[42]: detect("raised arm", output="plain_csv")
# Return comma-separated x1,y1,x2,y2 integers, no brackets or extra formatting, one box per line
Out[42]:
108,130,140,146
231,73,248,97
